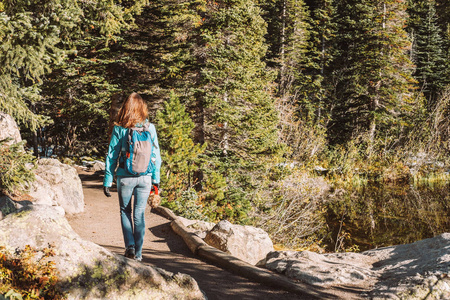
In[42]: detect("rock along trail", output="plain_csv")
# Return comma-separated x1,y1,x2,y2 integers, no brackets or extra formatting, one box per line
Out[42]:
67,170,362,300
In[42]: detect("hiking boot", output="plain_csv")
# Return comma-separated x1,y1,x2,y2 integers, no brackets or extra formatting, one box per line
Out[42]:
124,246,135,259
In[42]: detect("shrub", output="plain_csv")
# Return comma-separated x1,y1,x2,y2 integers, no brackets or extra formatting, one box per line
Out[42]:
161,188,207,221
253,170,329,249
0,245,66,300
0,139,36,196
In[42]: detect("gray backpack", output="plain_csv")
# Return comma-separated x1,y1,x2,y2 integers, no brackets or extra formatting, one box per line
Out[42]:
122,124,157,175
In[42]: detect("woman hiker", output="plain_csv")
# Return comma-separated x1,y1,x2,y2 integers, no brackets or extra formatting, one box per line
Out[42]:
103,92,161,261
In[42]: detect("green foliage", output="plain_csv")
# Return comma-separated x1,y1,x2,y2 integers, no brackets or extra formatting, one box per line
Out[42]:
0,140,35,195
34,0,150,156
191,0,282,223
298,0,336,125
0,0,81,130
0,0,148,139
275,0,312,99
199,168,252,223
0,245,66,300
40,45,121,156
161,188,207,220
156,92,206,204
157,0,205,81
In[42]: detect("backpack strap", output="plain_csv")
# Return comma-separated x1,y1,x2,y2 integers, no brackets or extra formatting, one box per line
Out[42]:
120,123,158,154
143,122,158,150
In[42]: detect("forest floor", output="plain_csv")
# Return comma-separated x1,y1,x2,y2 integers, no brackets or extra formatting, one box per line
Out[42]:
67,169,367,300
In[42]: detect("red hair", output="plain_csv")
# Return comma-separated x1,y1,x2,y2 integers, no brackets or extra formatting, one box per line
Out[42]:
115,93,148,128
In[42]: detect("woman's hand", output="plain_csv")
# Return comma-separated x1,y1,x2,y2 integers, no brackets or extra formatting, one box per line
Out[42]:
103,186,111,197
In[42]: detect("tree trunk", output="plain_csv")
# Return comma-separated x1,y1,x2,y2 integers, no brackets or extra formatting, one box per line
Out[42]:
32,130,39,158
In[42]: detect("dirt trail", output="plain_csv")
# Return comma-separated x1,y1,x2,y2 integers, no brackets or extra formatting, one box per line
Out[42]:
67,170,362,300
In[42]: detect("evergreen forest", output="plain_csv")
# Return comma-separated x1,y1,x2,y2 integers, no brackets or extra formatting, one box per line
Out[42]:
1,0,449,251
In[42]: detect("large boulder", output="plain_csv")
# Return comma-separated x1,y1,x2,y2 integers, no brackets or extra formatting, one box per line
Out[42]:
265,233,450,299
27,158,84,214
204,220,274,265
0,205,205,300
0,112,22,146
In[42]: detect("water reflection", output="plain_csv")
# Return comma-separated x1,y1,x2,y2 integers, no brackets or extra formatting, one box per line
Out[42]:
325,182,450,252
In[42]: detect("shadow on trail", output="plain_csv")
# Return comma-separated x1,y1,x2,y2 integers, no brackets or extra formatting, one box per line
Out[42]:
103,244,306,300
77,171,119,192
101,222,335,300
78,171,103,181
147,222,197,257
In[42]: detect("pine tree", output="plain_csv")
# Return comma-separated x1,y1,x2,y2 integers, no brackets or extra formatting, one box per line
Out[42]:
279,0,311,102
156,92,206,202
305,0,336,124
0,0,81,130
261,0,332,160
156,0,205,83
408,0,447,110
261,0,312,110
435,0,450,33
0,139,35,195
328,0,417,147
192,0,280,221
200,0,278,157
154,0,207,146
435,0,450,98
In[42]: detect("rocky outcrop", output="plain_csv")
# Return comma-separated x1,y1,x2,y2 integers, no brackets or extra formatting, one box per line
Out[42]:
204,220,274,265
91,160,105,172
0,112,22,146
265,233,450,299
27,158,84,214
0,205,205,300
0,112,83,215
265,250,377,286
366,233,450,299
157,206,324,299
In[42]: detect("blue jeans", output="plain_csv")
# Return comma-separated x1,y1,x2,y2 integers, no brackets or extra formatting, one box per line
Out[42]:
117,175,152,259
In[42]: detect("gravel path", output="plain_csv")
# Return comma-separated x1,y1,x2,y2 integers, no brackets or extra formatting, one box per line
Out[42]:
67,170,362,300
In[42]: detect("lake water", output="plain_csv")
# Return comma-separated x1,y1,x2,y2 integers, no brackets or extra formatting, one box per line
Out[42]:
324,181,450,252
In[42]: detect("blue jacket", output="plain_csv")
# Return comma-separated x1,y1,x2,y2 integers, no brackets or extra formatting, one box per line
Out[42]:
103,122,161,187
